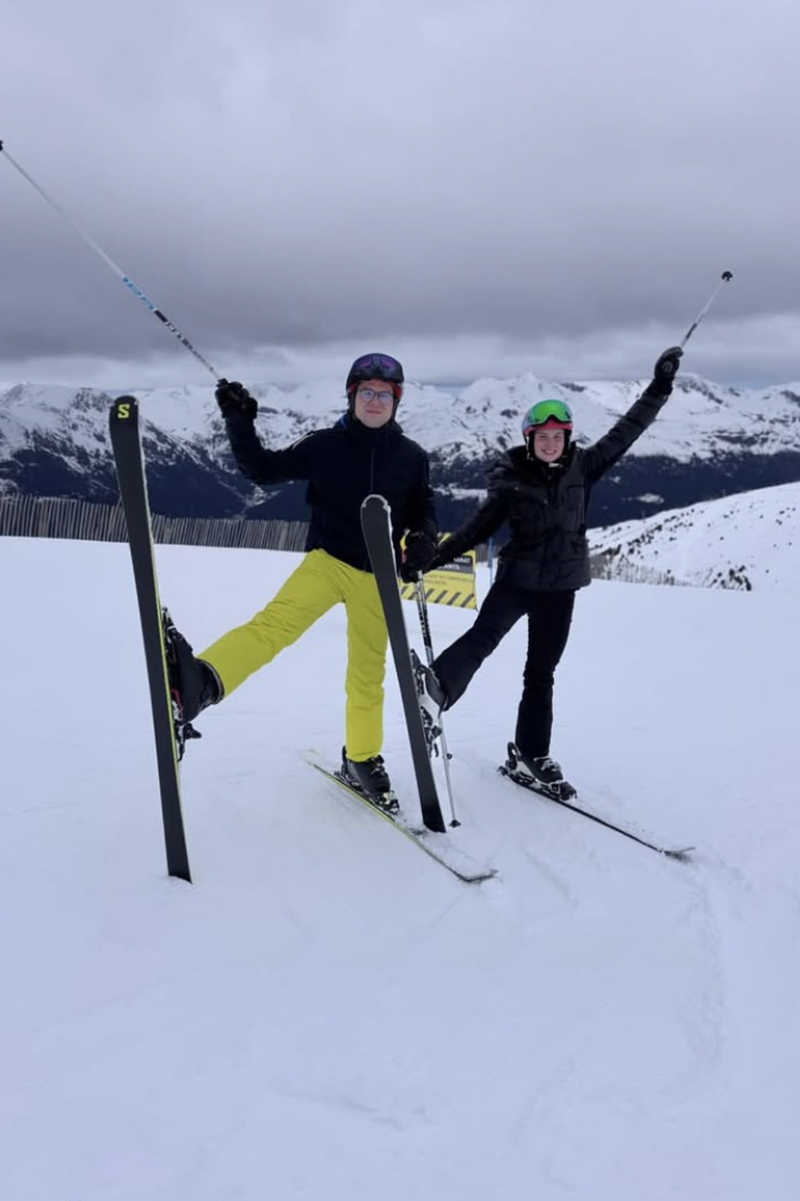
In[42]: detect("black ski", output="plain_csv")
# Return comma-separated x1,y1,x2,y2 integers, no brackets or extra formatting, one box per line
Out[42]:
109,397,191,882
360,495,446,833
500,746,692,862
308,757,495,884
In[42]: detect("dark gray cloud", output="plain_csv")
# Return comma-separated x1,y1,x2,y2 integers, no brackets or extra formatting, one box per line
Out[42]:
1,0,798,386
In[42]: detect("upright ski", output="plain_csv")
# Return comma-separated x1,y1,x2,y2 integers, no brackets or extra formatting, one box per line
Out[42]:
361,495,446,833
109,397,191,882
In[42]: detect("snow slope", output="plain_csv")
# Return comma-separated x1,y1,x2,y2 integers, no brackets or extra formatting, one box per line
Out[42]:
1,537,798,1200
590,480,800,590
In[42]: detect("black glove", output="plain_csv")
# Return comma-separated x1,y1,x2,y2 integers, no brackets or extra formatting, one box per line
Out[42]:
215,378,257,420
651,346,683,395
399,531,438,582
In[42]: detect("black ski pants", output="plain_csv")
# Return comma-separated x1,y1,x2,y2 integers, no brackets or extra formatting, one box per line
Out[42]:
432,580,576,759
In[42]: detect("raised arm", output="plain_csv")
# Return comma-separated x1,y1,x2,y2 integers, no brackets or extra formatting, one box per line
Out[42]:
581,347,682,483
216,379,315,485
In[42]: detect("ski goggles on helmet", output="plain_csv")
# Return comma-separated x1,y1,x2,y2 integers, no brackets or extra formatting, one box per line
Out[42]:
521,399,573,437
346,353,404,392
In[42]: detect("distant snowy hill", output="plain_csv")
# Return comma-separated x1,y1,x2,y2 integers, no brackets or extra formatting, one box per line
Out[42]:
2,374,800,528
589,480,800,590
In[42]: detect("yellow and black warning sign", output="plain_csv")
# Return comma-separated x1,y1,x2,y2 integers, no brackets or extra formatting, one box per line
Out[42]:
399,549,477,609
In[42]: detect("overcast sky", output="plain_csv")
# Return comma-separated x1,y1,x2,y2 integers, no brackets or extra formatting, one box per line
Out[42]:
1,0,798,390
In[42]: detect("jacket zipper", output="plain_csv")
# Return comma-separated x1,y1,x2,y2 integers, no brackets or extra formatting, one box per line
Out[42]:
361,445,377,571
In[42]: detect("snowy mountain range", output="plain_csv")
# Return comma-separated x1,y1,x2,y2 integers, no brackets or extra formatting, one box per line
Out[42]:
589,480,800,590
2,373,800,529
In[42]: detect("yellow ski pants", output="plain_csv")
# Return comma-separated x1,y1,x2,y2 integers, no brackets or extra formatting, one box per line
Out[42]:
199,549,388,762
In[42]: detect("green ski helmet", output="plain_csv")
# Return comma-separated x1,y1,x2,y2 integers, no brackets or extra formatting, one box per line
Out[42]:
521,398,573,437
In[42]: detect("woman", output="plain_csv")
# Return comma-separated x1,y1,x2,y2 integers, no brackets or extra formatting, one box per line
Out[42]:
413,346,683,797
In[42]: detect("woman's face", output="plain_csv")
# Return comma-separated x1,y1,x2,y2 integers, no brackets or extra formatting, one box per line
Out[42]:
532,428,566,462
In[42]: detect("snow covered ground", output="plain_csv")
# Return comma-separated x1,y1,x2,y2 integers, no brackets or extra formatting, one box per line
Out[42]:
2,536,798,1200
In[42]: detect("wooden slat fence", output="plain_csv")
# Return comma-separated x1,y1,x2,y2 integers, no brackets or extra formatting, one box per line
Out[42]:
0,495,310,552
1,496,696,586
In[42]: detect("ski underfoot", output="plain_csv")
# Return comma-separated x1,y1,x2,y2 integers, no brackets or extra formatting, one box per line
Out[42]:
308,756,497,884
499,749,693,862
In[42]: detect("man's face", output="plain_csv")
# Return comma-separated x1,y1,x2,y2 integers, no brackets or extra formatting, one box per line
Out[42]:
353,379,396,429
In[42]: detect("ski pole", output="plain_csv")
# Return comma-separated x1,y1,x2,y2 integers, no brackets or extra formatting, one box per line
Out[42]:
413,578,460,828
0,140,219,379
680,270,734,349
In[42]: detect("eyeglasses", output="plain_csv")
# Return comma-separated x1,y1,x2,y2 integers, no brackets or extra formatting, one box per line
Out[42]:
356,387,395,405
350,353,404,382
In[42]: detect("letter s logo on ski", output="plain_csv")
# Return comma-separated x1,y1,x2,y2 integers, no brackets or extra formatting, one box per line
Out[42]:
117,403,131,420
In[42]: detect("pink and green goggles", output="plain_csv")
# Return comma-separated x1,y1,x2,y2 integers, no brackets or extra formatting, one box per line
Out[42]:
521,399,573,437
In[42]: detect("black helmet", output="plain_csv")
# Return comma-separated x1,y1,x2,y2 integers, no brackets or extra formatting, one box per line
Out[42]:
346,353,404,400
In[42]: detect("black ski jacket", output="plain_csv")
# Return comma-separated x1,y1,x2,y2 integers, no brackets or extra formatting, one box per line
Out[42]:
434,384,671,591
224,411,437,573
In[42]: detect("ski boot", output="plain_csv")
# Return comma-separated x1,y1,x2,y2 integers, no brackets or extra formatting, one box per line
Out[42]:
340,747,400,815
162,609,221,758
501,742,577,800
410,648,446,753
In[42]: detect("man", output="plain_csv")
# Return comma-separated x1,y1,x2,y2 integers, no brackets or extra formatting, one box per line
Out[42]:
170,353,439,810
